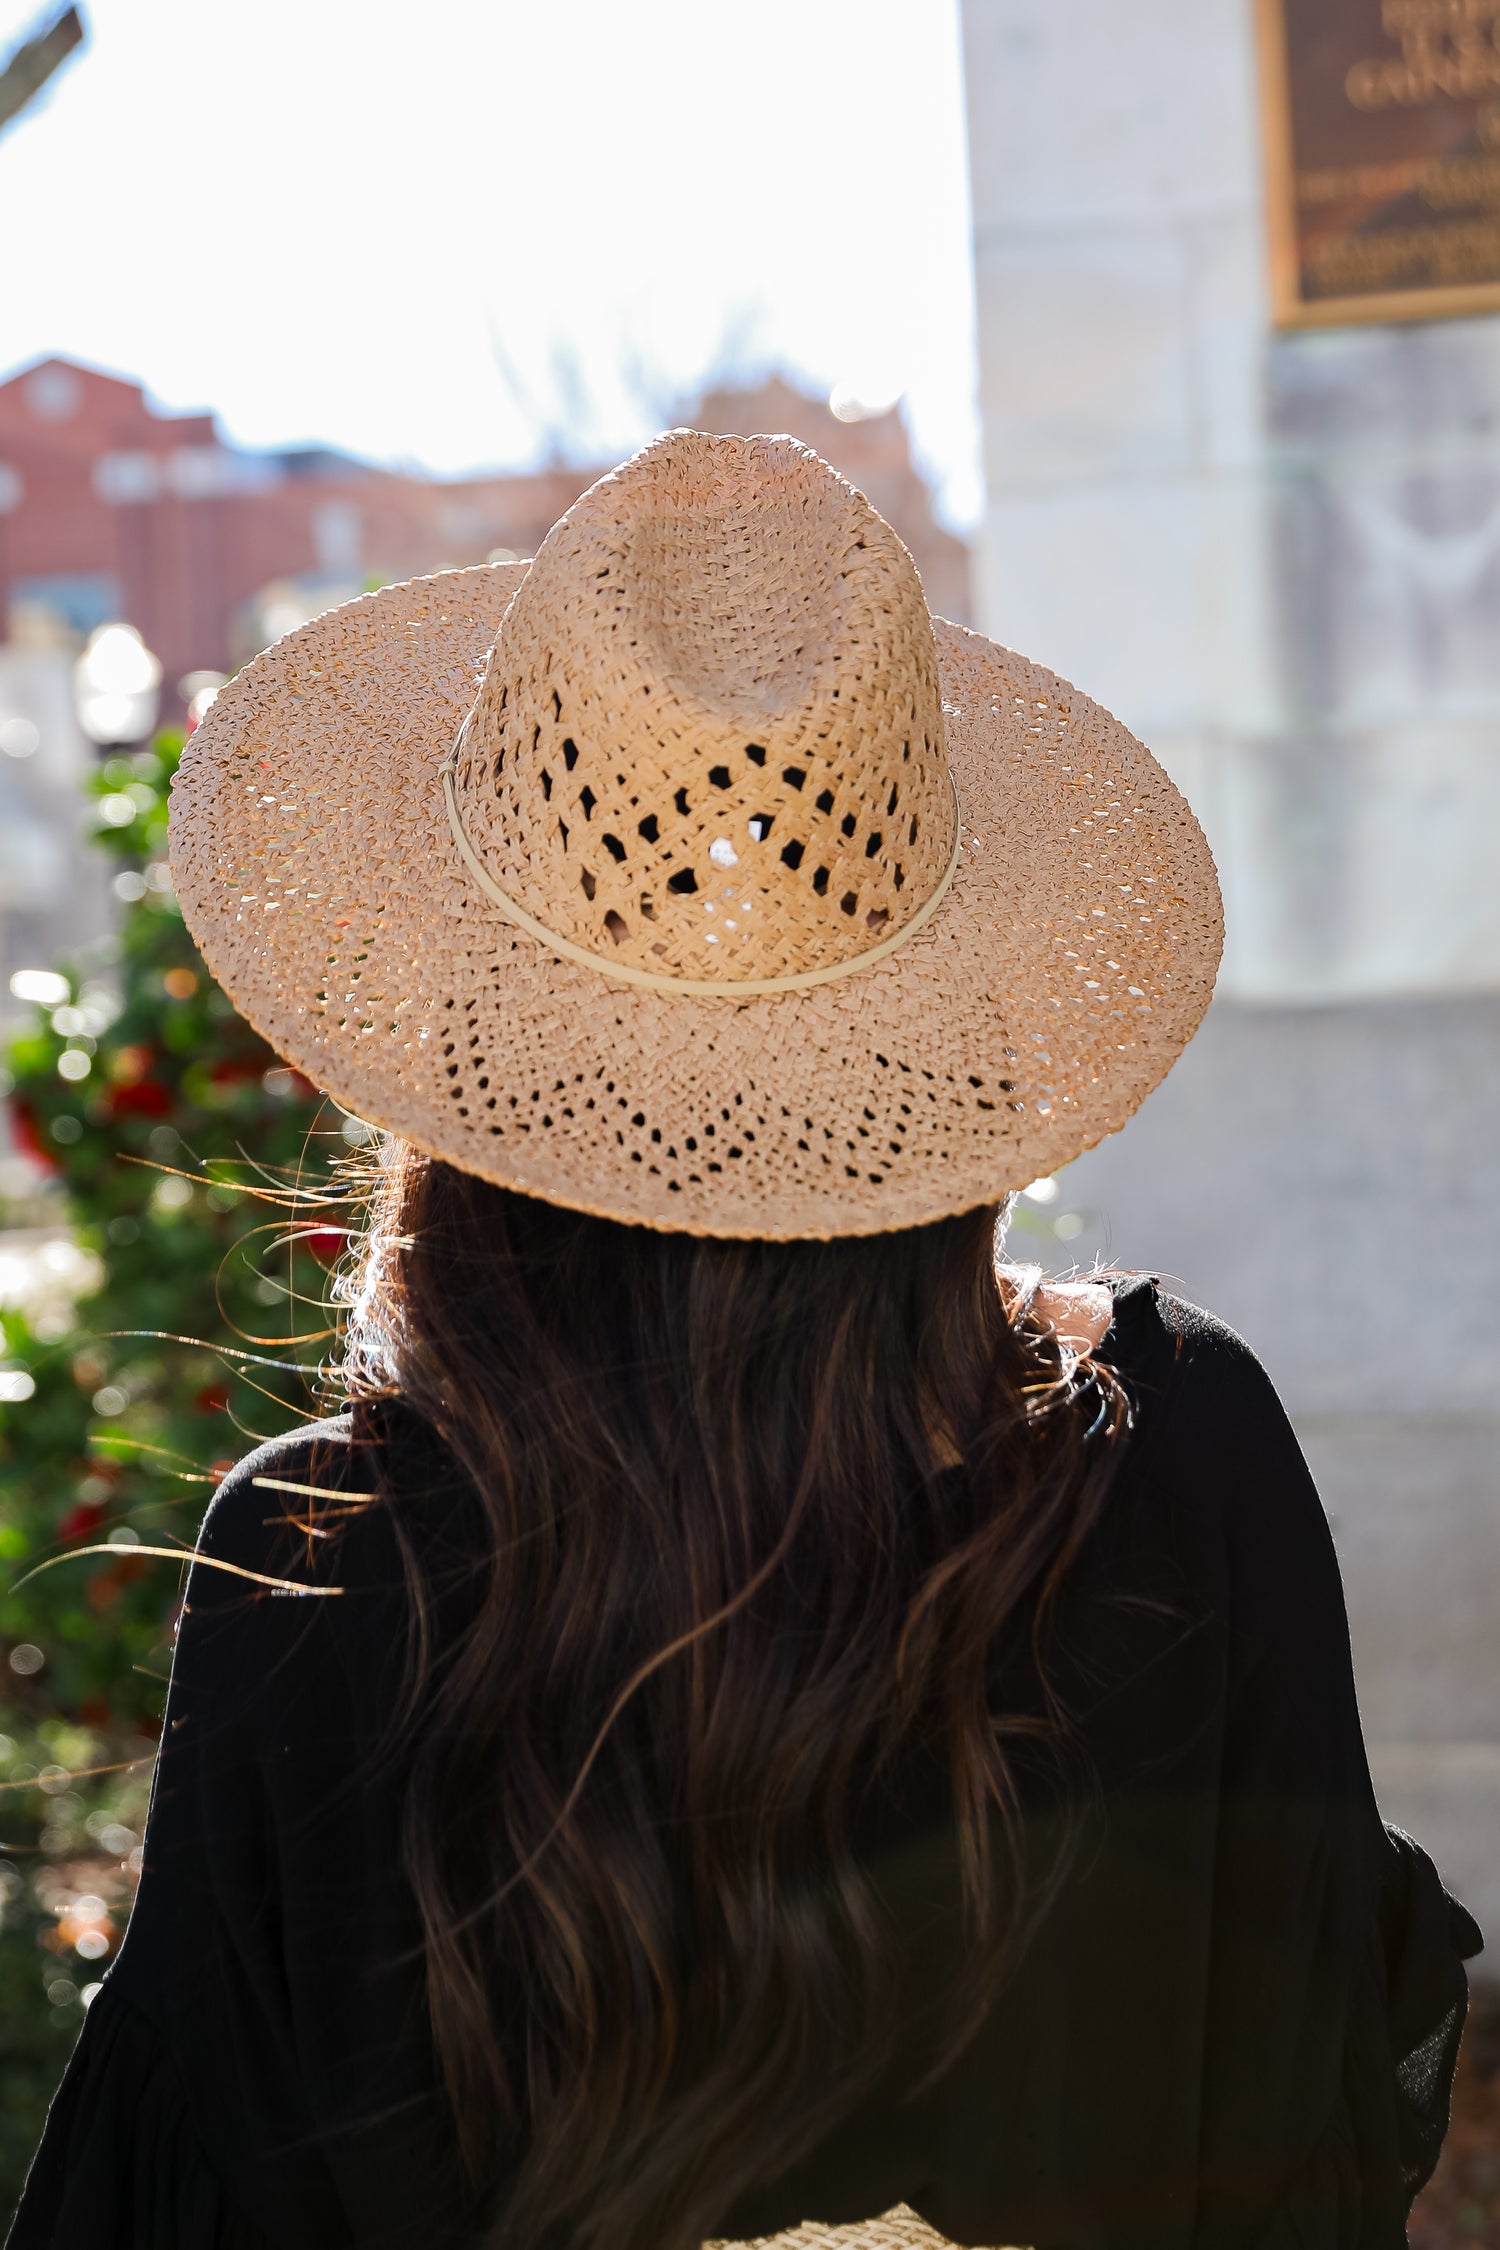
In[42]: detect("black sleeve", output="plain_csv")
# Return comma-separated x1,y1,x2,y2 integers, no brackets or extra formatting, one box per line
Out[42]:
6,1417,467,2250
1157,1295,1481,2246
3,1983,262,2250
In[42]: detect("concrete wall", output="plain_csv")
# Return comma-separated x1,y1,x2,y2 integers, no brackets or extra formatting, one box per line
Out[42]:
963,0,1500,1003
962,0,1500,1941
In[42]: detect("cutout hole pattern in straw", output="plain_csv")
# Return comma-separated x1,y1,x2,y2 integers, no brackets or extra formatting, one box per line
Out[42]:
441,729,964,997
450,435,958,987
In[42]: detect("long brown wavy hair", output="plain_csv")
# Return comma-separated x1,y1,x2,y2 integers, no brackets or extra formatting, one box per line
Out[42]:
340,1146,1128,2250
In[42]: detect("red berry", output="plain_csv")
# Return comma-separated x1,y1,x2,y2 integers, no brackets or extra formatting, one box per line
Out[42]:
7,1097,58,1172
107,1079,172,1119
57,1502,107,1545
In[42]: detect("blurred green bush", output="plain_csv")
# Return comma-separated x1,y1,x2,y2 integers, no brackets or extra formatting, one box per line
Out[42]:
0,730,351,2216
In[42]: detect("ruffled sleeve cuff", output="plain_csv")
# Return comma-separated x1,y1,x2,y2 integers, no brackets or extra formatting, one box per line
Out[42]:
1379,1822,1483,2205
5,1983,264,2250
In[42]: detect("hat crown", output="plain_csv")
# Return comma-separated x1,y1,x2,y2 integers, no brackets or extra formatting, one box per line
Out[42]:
449,430,955,984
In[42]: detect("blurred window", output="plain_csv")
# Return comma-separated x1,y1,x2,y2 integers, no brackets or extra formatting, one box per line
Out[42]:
24,367,81,422
94,453,161,506
9,574,122,638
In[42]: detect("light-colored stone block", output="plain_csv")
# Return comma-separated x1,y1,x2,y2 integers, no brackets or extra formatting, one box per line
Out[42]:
962,0,1260,234
1211,727,1500,999
1304,1420,1500,1749
1268,316,1500,463
1272,463,1500,730
1314,1424,1500,1948
1024,994,1500,1420
977,483,1198,727
1184,211,1269,473
1364,1746,1500,1953
973,226,1195,486
976,476,1277,738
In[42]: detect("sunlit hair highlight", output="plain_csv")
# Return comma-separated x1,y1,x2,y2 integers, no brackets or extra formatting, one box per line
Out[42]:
339,1145,1128,2250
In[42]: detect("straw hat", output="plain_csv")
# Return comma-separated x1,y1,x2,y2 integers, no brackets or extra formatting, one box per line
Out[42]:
169,430,1221,1240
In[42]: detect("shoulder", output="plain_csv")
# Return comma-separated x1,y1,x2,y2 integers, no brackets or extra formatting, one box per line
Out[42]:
1012,1268,1302,1490
1102,1283,1343,1612
1029,1276,1114,1353
1087,1274,1278,1406
1005,1269,1264,1383
171,1413,417,1740
196,1413,374,1564
186,1412,407,1646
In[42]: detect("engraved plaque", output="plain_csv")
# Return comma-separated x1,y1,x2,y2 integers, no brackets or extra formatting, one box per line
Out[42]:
1257,0,1500,325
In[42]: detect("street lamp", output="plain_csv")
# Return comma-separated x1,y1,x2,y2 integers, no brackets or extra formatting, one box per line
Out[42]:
74,623,162,749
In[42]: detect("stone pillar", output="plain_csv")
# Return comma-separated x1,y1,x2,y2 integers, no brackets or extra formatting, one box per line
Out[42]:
963,0,1500,1941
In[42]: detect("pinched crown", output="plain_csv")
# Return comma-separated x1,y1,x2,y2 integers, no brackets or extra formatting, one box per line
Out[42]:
445,430,956,985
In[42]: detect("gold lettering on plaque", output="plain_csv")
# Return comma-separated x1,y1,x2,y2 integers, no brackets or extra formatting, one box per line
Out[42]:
1258,0,1500,321
1346,0,1500,109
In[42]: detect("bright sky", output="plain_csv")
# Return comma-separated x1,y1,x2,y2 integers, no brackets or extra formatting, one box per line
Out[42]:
0,0,982,526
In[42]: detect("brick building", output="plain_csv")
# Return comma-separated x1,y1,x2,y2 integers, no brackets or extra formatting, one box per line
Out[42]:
0,356,970,720
693,376,972,628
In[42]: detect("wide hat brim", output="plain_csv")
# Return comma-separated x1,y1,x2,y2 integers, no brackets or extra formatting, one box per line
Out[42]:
169,563,1222,1239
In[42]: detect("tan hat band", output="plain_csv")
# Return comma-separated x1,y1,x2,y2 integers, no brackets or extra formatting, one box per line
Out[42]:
440,733,963,1000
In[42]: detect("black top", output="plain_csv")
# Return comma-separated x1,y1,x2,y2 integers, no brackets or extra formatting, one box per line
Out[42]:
8,1280,1482,2250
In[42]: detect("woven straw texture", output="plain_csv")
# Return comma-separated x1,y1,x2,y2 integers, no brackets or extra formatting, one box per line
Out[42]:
458,434,955,983
709,2205,1025,2250
169,430,1222,1239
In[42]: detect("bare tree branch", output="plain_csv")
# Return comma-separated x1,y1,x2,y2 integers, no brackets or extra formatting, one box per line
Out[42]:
486,318,570,466
487,300,777,468
0,5,85,139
